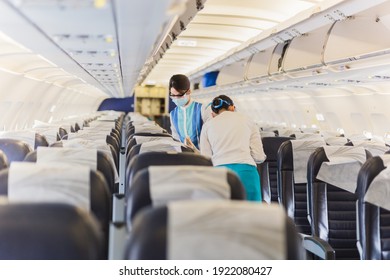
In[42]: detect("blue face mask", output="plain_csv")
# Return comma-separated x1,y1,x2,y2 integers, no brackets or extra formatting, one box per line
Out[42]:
172,95,189,107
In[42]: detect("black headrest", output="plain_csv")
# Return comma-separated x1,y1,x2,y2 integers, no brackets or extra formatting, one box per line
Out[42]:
261,136,293,162
0,150,8,170
34,133,49,149
0,139,32,162
126,167,245,224
127,143,193,165
126,152,213,189
277,141,294,171
125,203,302,260
24,149,116,194
308,146,372,181
0,203,104,259
356,156,386,198
0,168,111,245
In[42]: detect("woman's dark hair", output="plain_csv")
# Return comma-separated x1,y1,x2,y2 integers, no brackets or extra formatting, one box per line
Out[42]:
211,95,234,114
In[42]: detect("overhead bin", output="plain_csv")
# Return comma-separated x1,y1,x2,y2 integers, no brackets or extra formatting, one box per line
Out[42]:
215,59,247,86
245,46,274,81
323,2,390,71
268,41,290,77
241,42,290,83
282,24,333,77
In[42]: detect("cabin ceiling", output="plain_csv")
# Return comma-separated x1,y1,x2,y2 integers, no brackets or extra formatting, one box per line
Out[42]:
0,0,179,98
1,0,388,100
143,0,326,86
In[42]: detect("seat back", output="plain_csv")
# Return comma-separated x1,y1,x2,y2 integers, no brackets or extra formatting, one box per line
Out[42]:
356,155,390,259
24,147,117,194
125,201,302,260
126,152,213,192
126,166,245,227
0,162,111,258
0,203,104,259
0,139,32,162
126,133,173,156
258,136,292,203
307,146,370,259
126,140,193,167
277,139,325,235
348,140,389,156
0,131,48,149
0,150,8,170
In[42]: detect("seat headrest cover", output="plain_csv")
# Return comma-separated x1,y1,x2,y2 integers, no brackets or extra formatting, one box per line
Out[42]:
324,136,348,146
352,140,389,157
0,130,35,150
62,139,118,182
37,147,97,171
62,138,107,148
291,139,326,183
149,166,230,206
278,129,300,137
32,127,58,145
364,155,390,211
260,131,275,138
8,162,90,211
168,201,286,259
134,126,164,134
68,131,109,141
316,146,366,193
133,135,172,144
131,119,155,125
140,140,184,154
294,133,323,140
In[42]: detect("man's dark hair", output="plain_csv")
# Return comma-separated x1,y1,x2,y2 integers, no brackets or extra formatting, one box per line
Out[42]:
169,74,190,91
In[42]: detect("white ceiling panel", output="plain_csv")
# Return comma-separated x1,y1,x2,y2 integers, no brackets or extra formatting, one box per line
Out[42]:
144,0,326,85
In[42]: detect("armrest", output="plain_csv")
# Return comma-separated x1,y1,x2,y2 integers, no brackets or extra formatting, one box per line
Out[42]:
303,235,336,260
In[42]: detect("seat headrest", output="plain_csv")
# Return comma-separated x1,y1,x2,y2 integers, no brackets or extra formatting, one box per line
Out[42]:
0,138,32,162
127,201,294,260
8,162,91,211
0,203,104,259
316,146,368,193
364,155,390,210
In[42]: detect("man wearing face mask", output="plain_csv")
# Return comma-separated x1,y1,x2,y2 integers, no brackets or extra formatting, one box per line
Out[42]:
169,74,210,149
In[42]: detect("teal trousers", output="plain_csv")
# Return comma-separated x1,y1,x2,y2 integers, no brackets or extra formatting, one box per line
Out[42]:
217,163,262,202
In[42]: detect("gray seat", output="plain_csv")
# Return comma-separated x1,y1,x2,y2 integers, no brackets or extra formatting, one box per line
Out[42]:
125,201,302,260
0,150,8,170
126,141,193,168
277,140,325,235
0,139,32,163
126,152,213,194
126,165,246,228
257,136,293,203
306,146,371,259
126,132,173,156
356,155,390,259
0,163,111,259
24,148,117,194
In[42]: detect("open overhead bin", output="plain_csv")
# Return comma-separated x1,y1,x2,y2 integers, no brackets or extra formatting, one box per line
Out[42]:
244,41,290,83
215,59,247,86
245,46,274,82
323,1,390,72
282,23,333,78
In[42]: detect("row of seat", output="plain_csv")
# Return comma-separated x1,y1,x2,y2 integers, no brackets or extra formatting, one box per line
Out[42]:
121,113,305,259
258,135,390,259
0,111,125,259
